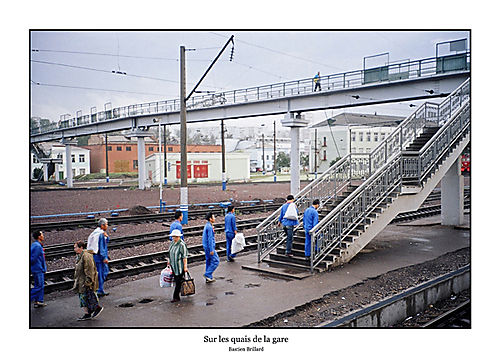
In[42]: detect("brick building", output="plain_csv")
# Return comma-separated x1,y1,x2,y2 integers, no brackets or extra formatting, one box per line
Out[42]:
83,134,221,174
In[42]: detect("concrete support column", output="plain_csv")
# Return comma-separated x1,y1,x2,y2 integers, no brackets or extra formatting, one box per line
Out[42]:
43,164,49,182
137,136,146,190
441,158,464,226
281,112,308,196
65,144,73,188
290,126,300,195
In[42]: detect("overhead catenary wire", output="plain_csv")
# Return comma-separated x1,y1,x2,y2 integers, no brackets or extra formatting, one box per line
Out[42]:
30,80,167,96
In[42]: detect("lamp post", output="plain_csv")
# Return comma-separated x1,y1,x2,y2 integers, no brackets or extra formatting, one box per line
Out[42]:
221,119,226,190
273,120,277,182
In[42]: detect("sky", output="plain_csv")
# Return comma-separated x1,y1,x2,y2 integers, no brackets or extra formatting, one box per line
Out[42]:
30,30,470,132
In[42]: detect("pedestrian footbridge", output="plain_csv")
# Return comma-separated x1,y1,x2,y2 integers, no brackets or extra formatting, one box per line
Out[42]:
247,78,470,276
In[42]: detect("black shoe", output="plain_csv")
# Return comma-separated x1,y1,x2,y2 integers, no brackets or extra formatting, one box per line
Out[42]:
91,306,103,318
77,313,92,321
226,257,235,262
170,298,180,303
97,292,109,297
286,253,293,257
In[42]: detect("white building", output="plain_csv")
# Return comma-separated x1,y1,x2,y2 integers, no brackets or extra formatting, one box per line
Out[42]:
309,113,403,173
145,152,250,184
31,143,91,180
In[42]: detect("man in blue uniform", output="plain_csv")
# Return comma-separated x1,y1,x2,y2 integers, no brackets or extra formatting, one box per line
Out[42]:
278,194,299,257
87,218,110,297
303,199,320,258
202,212,219,283
169,211,184,241
224,205,238,262
30,231,47,307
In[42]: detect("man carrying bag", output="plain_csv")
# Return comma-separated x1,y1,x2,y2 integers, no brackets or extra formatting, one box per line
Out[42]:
278,195,299,257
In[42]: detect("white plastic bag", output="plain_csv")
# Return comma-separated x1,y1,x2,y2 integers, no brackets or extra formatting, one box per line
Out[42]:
159,265,174,288
283,203,298,221
231,233,246,254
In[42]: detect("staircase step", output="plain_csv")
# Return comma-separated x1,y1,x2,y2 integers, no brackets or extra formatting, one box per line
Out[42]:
265,255,328,270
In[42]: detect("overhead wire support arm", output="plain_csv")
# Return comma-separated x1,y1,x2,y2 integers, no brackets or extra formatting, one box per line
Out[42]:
185,35,234,102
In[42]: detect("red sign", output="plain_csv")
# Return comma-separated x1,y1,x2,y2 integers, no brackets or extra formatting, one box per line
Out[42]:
176,161,192,179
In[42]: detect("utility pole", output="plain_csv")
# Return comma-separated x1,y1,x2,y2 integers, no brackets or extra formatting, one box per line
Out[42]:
158,120,163,212
105,133,109,182
221,120,226,190
180,45,188,225
273,120,277,182
262,133,265,174
163,124,167,186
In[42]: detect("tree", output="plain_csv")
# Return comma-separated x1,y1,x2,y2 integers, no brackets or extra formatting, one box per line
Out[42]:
329,157,341,168
276,152,290,170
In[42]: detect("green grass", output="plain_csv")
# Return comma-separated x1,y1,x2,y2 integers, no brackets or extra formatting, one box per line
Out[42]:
75,172,138,181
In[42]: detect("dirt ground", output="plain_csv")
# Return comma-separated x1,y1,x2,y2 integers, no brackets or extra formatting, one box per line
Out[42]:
30,182,307,217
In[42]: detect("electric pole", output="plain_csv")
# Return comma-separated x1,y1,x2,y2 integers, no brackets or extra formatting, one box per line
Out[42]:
180,45,188,224
273,120,276,182
221,120,226,190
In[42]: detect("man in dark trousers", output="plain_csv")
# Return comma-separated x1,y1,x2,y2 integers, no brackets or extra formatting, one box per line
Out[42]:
202,212,219,283
278,195,299,257
224,205,238,262
303,199,320,258
30,231,47,307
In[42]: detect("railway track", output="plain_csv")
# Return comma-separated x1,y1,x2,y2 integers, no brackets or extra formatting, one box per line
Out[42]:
43,217,263,260
40,234,259,294
421,300,471,328
31,202,281,232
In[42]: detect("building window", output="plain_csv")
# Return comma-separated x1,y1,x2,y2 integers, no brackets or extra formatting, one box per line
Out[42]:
117,146,122,151
107,146,112,151
168,147,173,152
72,169,76,176
374,132,379,142
57,153,63,159
381,133,386,141
351,148,356,153
366,148,371,153
149,147,154,151
33,156,39,164
366,132,371,142
79,168,85,175
266,155,269,160
126,146,131,151
359,132,363,142
71,154,75,163
323,137,327,147
351,132,356,142
133,160,138,169
79,154,85,163
323,150,327,161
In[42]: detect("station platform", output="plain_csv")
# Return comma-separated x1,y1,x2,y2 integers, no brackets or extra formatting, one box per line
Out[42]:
30,216,470,328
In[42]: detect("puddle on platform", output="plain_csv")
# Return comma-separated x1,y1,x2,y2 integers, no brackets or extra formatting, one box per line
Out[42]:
138,298,154,304
244,283,261,288
119,302,134,308
225,291,235,295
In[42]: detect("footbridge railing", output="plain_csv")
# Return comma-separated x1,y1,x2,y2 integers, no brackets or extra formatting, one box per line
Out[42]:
308,78,470,272
31,52,470,136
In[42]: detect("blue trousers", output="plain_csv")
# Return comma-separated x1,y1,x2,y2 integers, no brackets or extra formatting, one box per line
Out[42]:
204,251,219,279
284,226,295,254
226,233,236,259
304,231,319,257
31,272,45,302
94,257,109,294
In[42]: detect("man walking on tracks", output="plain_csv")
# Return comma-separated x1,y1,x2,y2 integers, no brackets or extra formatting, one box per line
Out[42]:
202,212,219,283
31,231,47,308
278,195,299,257
224,205,238,262
87,218,110,297
303,199,320,258
169,210,184,241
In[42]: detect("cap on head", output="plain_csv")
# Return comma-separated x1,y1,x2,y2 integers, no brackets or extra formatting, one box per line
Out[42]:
170,229,182,238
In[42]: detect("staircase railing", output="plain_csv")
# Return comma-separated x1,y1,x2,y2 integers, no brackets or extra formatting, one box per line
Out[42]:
308,78,470,272
256,154,353,262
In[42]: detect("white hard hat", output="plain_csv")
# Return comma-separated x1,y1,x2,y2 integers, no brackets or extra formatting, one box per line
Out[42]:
170,229,182,237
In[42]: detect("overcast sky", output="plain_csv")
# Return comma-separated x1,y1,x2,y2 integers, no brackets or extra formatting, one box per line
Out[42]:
30,30,469,130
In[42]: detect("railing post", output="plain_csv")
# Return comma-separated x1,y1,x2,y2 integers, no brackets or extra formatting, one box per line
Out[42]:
257,87,259,100
343,73,346,88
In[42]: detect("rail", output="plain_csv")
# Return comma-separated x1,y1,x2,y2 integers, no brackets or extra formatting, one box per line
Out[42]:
30,52,470,136
308,78,470,272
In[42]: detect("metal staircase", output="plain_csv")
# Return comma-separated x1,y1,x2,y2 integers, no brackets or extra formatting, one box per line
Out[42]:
254,78,470,275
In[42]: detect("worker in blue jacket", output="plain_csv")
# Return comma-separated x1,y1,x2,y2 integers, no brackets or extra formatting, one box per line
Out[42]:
224,205,238,262
278,194,299,257
202,212,219,283
169,211,184,241
91,218,110,297
303,199,320,258
30,231,47,307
